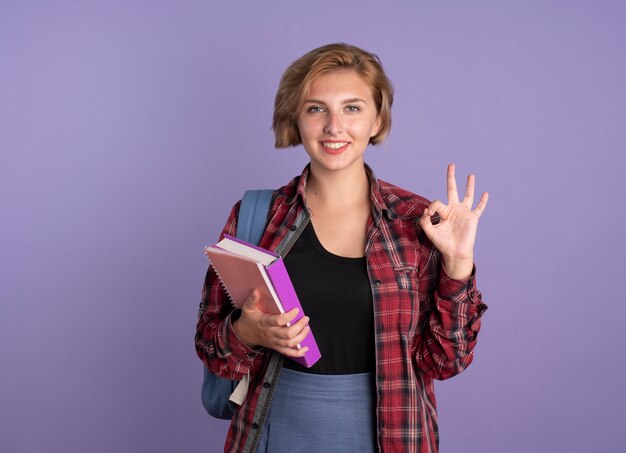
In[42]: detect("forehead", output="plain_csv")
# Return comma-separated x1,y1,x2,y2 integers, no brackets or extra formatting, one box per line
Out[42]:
305,69,375,100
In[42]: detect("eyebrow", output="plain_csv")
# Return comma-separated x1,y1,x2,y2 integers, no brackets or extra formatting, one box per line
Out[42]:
303,97,368,105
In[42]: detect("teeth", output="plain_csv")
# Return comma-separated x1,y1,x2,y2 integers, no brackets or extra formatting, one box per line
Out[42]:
322,142,348,150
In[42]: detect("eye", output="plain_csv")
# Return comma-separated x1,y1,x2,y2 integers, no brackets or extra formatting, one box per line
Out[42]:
345,105,361,112
307,105,326,113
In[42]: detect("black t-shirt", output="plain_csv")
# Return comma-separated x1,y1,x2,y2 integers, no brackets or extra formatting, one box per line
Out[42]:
283,222,374,374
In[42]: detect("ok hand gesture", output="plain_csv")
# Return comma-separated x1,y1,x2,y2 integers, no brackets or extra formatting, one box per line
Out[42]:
419,164,489,280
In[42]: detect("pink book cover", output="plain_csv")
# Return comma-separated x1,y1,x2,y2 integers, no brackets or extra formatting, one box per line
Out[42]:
205,235,321,368
204,248,281,315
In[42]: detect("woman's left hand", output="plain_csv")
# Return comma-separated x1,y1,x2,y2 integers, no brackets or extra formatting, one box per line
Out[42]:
420,163,489,280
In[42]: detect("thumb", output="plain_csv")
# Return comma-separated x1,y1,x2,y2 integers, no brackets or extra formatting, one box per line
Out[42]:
243,289,262,311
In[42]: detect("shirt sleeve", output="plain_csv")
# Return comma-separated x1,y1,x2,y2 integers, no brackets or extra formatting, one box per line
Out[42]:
194,201,266,380
414,250,488,380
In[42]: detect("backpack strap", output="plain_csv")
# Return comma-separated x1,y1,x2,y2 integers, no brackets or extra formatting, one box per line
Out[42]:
238,190,274,245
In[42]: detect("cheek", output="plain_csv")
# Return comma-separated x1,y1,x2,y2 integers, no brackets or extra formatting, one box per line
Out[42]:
352,120,376,138
296,119,316,141
302,121,329,144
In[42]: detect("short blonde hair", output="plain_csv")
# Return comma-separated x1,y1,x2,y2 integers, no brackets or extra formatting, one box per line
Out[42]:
273,43,394,148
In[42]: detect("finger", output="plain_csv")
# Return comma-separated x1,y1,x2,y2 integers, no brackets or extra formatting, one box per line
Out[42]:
274,307,300,327
263,326,308,351
426,200,447,218
284,325,311,348
286,314,309,331
420,207,435,238
473,192,489,218
272,316,310,340
277,344,310,358
462,174,475,208
286,315,310,337
447,163,459,203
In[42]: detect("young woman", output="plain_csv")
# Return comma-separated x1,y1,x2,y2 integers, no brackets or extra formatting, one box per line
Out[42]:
196,43,489,453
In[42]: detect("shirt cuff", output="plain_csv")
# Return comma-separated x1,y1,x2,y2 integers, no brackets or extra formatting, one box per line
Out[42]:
220,310,265,364
437,263,480,303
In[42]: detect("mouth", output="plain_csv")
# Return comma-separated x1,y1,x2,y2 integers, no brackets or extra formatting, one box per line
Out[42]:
320,141,350,155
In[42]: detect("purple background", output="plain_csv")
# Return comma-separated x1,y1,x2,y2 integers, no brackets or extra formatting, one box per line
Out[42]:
1,1,624,452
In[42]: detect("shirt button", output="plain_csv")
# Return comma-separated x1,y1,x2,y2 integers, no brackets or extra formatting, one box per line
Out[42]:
251,423,259,430
247,352,256,359
375,280,382,286
263,382,271,389
290,225,298,231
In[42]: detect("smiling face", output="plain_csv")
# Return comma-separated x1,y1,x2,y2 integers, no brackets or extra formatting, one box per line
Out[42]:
297,69,381,175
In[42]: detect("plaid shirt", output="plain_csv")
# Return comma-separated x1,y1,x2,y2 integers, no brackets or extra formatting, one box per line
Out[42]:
196,164,487,453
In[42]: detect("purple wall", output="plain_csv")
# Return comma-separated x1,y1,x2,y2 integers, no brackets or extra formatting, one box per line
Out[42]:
1,1,624,452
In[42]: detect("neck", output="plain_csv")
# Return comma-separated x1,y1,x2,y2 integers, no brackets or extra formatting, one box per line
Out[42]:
305,162,370,208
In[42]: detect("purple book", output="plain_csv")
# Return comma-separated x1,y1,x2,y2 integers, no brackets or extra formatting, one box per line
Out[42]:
205,234,321,368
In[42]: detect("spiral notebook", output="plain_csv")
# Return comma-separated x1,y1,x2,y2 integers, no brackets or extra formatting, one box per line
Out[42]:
204,234,321,368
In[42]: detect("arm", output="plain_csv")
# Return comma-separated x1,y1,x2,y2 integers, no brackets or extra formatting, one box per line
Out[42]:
194,201,265,380
415,163,489,380
194,202,312,379
414,251,487,380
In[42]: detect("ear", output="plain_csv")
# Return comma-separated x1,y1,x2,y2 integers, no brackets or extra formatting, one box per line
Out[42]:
370,115,382,138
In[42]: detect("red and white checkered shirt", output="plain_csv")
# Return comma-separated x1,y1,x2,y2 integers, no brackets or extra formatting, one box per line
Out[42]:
196,164,487,453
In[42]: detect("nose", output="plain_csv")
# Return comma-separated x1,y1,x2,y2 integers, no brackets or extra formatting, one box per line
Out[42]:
323,111,343,135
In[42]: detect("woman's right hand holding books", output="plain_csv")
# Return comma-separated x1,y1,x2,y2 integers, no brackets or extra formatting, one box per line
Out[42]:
232,289,311,358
